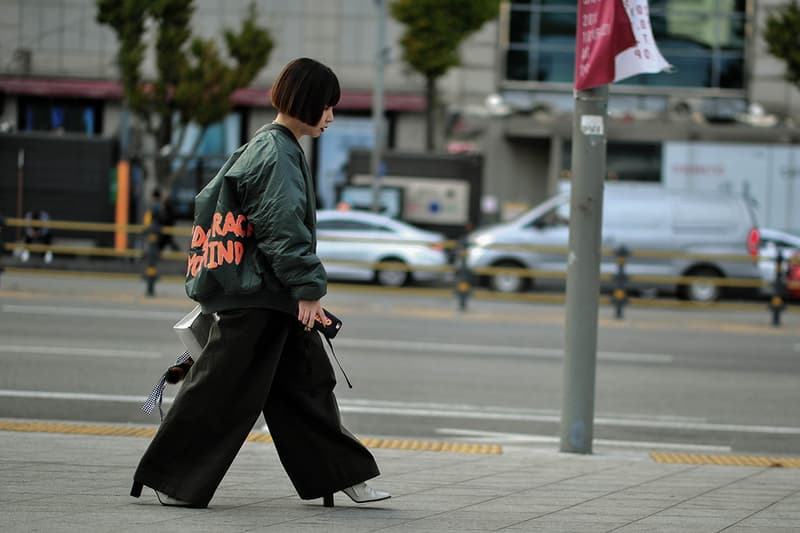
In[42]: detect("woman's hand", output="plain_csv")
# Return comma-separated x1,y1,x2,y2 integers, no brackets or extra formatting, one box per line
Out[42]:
298,299,324,330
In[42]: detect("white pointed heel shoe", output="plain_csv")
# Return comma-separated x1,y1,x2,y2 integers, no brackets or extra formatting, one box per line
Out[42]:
155,490,197,508
342,482,391,504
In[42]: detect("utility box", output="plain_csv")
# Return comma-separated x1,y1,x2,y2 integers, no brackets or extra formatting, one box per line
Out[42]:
346,149,483,239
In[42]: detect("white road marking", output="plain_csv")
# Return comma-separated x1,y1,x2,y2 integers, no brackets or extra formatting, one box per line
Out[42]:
0,345,161,359
0,389,151,404
336,339,674,364
0,391,796,436
1,304,181,321
3,304,674,365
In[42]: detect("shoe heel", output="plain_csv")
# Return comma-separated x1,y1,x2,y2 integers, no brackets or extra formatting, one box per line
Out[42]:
131,480,143,498
323,494,334,507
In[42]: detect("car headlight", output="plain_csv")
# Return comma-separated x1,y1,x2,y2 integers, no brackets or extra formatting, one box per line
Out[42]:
473,234,495,247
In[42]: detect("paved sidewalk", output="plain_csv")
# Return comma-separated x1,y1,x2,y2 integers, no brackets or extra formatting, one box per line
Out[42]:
1,423,798,532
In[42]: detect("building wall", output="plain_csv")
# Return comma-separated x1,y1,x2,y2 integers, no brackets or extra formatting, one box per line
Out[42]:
0,0,497,153
3,0,799,227
0,0,116,78
4,1,800,120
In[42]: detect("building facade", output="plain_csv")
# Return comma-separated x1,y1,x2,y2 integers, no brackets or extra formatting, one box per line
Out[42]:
1,0,798,231
478,0,800,232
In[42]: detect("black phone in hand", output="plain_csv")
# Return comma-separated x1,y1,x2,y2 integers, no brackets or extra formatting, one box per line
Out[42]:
313,308,342,339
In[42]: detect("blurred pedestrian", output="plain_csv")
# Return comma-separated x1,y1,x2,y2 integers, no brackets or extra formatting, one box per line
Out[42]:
130,57,389,509
0,212,5,274
22,210,53,263
158,192,180,252
144,189,163,234
145,189,179,251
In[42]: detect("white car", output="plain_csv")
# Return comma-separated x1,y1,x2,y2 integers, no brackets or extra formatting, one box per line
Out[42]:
466,184,762,302
758,228,800,294
315,209,449,287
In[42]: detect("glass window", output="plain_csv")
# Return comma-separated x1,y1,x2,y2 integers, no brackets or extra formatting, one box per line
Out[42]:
509,8,532,43
503,0,747,90
169,112,244,218
526,203,570,229
506,49,530,81
18,97,102,135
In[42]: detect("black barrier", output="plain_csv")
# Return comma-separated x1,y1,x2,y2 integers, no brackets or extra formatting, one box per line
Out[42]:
453,237,473,311
143,204,162,297
2,216,796,327
768,248,787,327
611,246,630,319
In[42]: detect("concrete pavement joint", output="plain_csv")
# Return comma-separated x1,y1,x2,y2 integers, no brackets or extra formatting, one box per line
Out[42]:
720,484,800,532
604,466,776,533
497,463,699,531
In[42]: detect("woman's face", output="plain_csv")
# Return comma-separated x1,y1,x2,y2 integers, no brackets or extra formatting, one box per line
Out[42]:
306,106,334,138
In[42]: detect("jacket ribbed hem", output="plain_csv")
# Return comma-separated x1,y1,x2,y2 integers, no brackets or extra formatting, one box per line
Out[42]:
197,290,296,316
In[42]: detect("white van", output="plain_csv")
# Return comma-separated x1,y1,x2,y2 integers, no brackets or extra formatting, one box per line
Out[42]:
466,183,761,302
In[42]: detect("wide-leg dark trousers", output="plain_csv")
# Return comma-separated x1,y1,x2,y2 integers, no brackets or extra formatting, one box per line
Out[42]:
133,308,379,507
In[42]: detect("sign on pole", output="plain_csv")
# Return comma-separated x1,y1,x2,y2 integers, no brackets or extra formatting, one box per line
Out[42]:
575,0,671,91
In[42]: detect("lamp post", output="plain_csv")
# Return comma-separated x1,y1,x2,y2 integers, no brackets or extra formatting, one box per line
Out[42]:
371,0,387,213
559,85,608,454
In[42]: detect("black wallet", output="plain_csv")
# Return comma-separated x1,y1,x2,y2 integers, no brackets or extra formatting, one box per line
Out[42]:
313,308,343,339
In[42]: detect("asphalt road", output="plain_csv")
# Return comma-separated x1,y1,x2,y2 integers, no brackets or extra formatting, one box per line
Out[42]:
0,271,798,456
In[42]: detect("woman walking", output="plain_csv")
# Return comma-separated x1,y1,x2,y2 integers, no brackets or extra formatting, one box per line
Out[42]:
131,57,389,509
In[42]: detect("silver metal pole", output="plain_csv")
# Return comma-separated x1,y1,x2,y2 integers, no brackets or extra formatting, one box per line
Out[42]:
559,85,608,454
371,0,386,213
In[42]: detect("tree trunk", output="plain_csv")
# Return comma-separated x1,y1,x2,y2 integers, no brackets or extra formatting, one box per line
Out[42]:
425,76,437,152
155,110,173,191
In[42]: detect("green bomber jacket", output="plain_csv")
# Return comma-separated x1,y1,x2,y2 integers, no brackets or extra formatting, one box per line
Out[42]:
185,123,327,315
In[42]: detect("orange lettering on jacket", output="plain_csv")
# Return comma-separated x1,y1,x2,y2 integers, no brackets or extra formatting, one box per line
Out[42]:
186,211,255,277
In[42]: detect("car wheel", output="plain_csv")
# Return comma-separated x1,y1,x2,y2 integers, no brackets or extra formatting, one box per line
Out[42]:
489,261,530,293
375,259,410,287
679,267,722,302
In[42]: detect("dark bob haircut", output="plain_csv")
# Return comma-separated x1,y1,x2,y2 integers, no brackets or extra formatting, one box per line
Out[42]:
271,58,341,126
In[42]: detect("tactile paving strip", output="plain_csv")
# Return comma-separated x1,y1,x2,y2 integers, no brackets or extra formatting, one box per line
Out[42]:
0,420,502,455
651,451,800,468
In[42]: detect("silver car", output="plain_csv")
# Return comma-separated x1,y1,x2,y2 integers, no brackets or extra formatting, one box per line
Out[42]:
316,209,449,287
758,228,800,295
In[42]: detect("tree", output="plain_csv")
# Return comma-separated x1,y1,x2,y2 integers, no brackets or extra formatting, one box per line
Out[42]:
390,0,499,151
764,1,800,88
97,0,273,190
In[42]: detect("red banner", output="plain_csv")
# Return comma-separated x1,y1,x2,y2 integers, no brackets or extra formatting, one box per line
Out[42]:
574,0,637,91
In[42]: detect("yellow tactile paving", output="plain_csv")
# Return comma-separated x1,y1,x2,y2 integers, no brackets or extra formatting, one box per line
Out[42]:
651,451,800,468
0,420,502,455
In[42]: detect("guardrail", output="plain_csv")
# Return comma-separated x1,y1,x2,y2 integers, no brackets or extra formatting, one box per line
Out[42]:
1,216,797,326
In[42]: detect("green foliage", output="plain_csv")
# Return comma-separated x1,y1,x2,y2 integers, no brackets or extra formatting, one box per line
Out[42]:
389,0,499,150
97,0,272,184
225,4,275,88
764,1,800,86
390,0,499,79
96,0,149,114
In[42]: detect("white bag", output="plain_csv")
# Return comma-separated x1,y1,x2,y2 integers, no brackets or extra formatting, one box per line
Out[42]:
172,305,217,358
